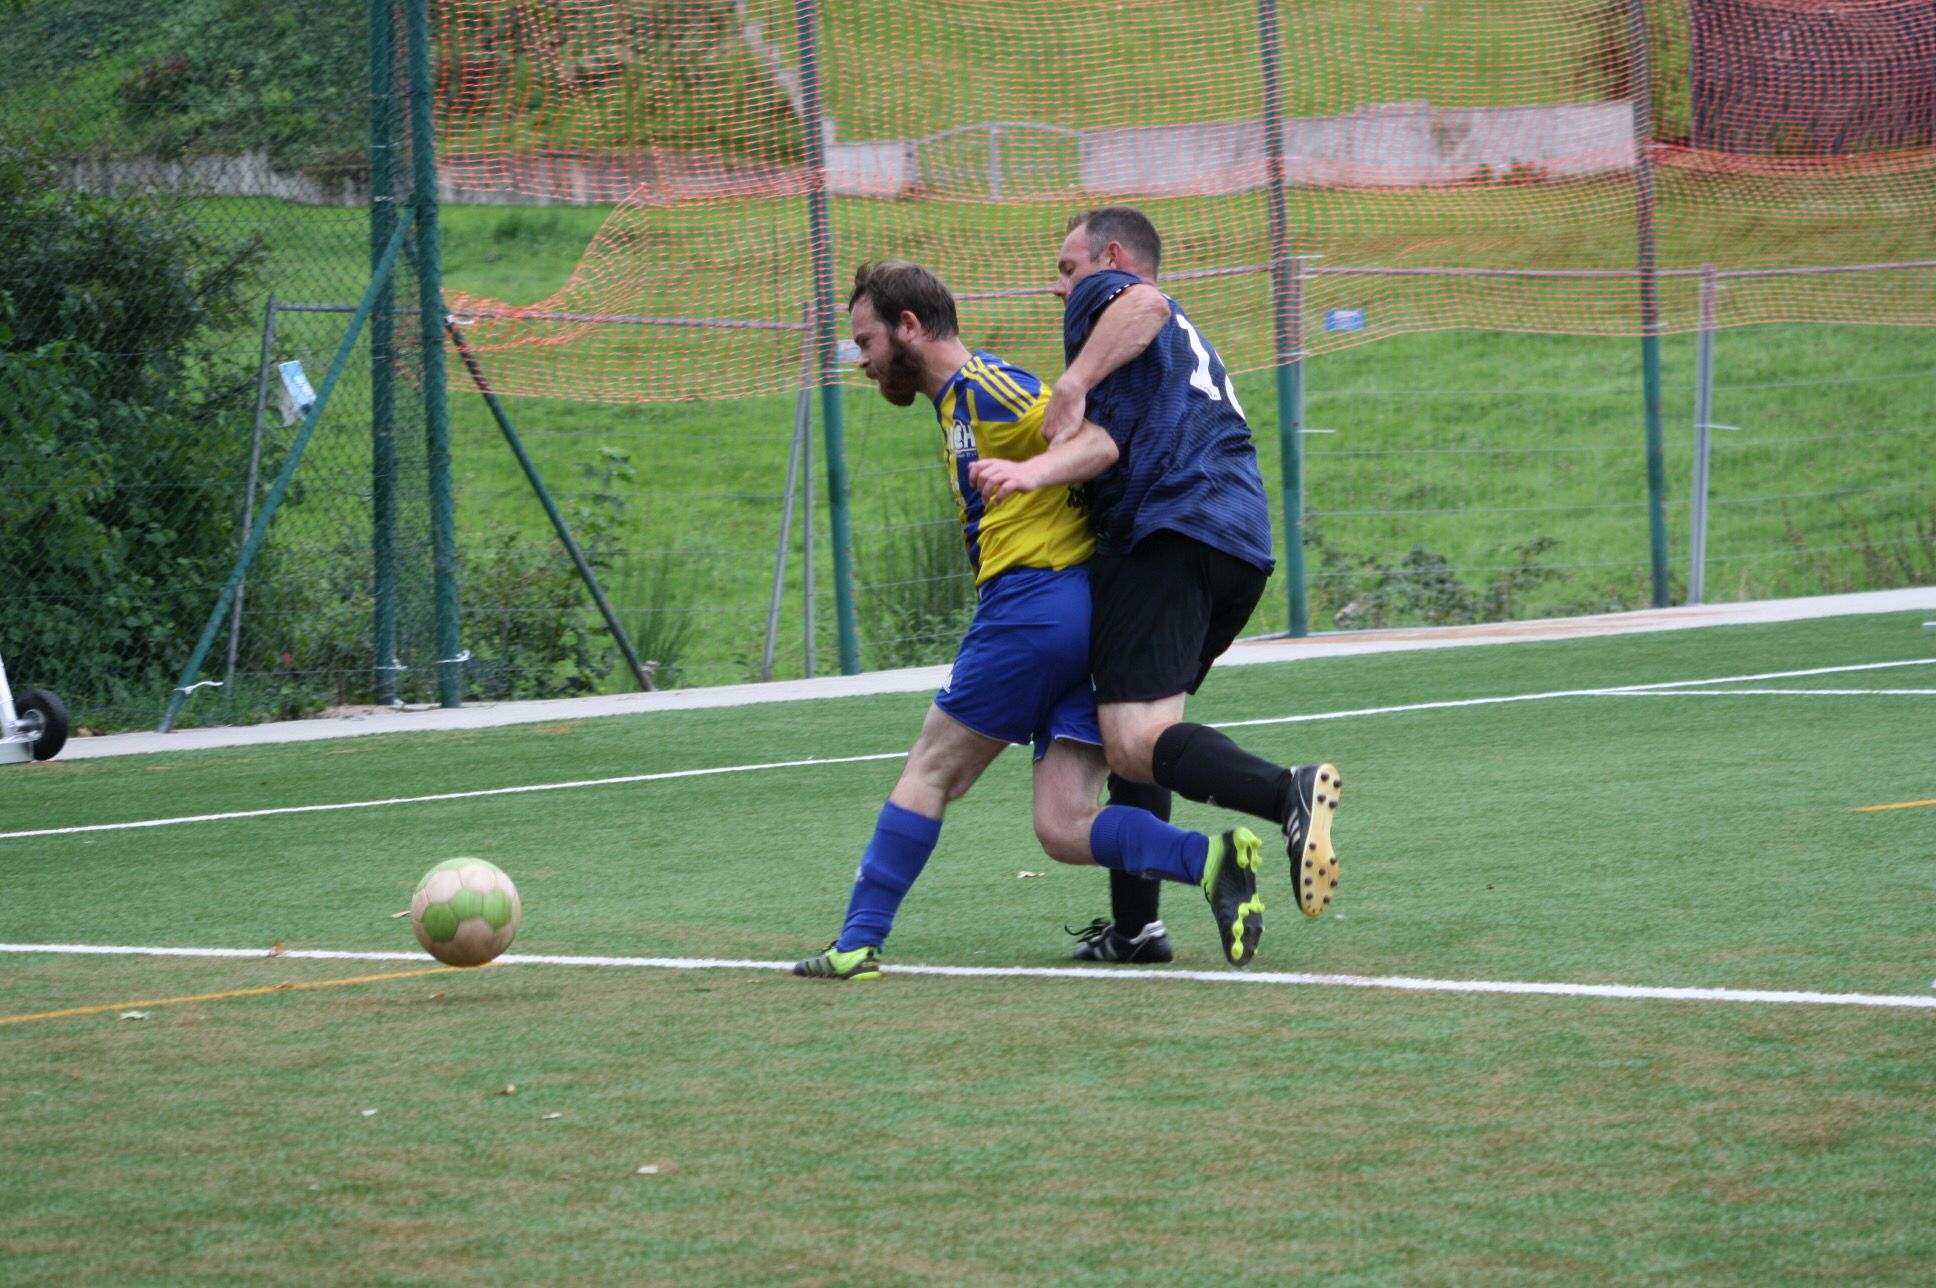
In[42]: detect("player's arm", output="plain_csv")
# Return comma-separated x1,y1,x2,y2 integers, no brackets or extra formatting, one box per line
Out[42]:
967,419,1119,506
1042,284,1171,443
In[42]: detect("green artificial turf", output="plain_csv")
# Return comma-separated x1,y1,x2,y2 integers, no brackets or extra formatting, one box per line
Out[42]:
3,612,1933,1283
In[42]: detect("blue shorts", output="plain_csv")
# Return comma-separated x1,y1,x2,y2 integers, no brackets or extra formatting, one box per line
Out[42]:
935,565,1101,761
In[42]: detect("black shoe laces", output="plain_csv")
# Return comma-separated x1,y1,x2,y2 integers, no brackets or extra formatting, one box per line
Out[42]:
1064,918,1112,943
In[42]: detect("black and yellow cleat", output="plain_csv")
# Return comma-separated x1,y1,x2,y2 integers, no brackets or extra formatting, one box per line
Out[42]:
1201,828,1264,968
791,943,884,980
1283,763,1343,917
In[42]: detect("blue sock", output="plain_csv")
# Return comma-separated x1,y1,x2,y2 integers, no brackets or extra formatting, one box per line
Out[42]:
836,801,942,951
1089,805,1209,886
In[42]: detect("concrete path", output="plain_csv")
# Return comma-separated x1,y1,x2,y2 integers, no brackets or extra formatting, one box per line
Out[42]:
63,587,1936,761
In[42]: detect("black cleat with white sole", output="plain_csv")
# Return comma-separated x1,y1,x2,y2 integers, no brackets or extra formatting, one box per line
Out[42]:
1283,763,1342,917
1067,918,1174,963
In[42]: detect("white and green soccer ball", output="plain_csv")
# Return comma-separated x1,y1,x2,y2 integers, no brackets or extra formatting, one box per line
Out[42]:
410,858,522,967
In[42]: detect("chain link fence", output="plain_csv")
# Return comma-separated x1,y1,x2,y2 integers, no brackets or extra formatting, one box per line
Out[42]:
4,0,1932,733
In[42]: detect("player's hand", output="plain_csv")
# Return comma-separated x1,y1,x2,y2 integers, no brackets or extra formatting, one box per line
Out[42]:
967,457,1041,507
1041,379,1088,445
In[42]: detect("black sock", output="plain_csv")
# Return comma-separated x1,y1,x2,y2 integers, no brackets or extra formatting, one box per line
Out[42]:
1105,774,1167,933
1108,870,1161,937
1151,722,1296,825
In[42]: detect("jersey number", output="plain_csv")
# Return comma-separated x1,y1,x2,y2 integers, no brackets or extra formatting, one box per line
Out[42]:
1176,314,1246,421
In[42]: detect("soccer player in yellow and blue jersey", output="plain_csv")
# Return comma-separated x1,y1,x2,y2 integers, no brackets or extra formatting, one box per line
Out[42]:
792,262,1266,980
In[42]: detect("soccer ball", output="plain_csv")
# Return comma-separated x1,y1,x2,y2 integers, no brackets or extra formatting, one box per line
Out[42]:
410,858,522,967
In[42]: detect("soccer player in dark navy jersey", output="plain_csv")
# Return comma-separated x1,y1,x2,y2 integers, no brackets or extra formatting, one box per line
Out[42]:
971,208,1342,964
792,261,1271,980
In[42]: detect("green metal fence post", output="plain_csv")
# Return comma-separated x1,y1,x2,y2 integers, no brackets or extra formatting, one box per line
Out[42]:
445,320,658,693
370,0,400,704
794,0,862,675
1689,265,1718,605
1628,0,1672,607
405,0,463,705
222,291,277,715
1258,0,1309,636
159,220,414,733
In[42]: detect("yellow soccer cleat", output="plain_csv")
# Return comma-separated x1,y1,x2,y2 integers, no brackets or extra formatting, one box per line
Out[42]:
791,942,884,981
1201,828,1264,968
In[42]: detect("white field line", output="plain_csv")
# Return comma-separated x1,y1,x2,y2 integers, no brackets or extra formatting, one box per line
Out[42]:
0,752,905,841
1,942,1931,1011
1211,657,1936,729
6,657,1933,843
1597,689,1936,697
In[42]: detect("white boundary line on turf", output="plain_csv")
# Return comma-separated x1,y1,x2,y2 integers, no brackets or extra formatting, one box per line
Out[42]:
0,751,907,841
1194,657,1936,729
7,658,1934,842
2,942,1931,1011
1598,688,1936,697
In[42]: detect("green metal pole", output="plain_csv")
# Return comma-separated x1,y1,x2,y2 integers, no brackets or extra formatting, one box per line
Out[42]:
405,0,463,705
1628,0,1672,606
1641,332,1669,603
160,220,414,732
446,320,657,693
794,0,861,675
370,0,399,703
223,291,277,715
1259,0,1308,636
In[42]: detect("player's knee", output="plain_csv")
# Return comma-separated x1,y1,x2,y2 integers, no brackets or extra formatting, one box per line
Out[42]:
1033,810,1092,865
900,742,977,803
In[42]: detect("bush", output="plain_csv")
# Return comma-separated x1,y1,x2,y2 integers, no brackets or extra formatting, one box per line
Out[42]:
1311,527,1564,630
0,142,265,722
858,488,976,670
112,0,368,178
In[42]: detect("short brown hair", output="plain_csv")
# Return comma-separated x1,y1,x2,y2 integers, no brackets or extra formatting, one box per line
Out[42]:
1066,205,1163,275
848,261,959,339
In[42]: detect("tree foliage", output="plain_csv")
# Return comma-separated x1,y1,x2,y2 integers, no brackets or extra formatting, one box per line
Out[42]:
0,143,265,714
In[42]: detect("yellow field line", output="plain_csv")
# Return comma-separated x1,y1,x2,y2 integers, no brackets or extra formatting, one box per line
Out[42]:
0,965,458,1027
1854,798,1936,813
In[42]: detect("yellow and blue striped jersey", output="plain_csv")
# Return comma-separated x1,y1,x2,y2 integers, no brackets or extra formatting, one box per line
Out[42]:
934,352,1094,585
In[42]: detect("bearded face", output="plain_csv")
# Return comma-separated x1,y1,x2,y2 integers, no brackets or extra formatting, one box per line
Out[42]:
873,332,925,406
850,294,931,407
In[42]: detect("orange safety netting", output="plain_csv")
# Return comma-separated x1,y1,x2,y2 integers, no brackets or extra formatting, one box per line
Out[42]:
432,0,1936,404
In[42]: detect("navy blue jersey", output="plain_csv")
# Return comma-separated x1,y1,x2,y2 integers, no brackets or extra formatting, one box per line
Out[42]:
1063,268,1274,571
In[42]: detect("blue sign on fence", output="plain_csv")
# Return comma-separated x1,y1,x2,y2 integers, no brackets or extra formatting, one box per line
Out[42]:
276,361,316,427
1323,308,1367,332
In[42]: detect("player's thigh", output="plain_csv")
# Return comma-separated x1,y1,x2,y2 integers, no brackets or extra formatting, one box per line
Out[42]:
1088,532,1218,703
899,703,1008,799
938,568,1092,746
1189,548,1271,693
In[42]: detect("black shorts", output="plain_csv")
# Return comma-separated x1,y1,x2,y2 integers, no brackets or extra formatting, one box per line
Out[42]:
1089,529,1271,703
